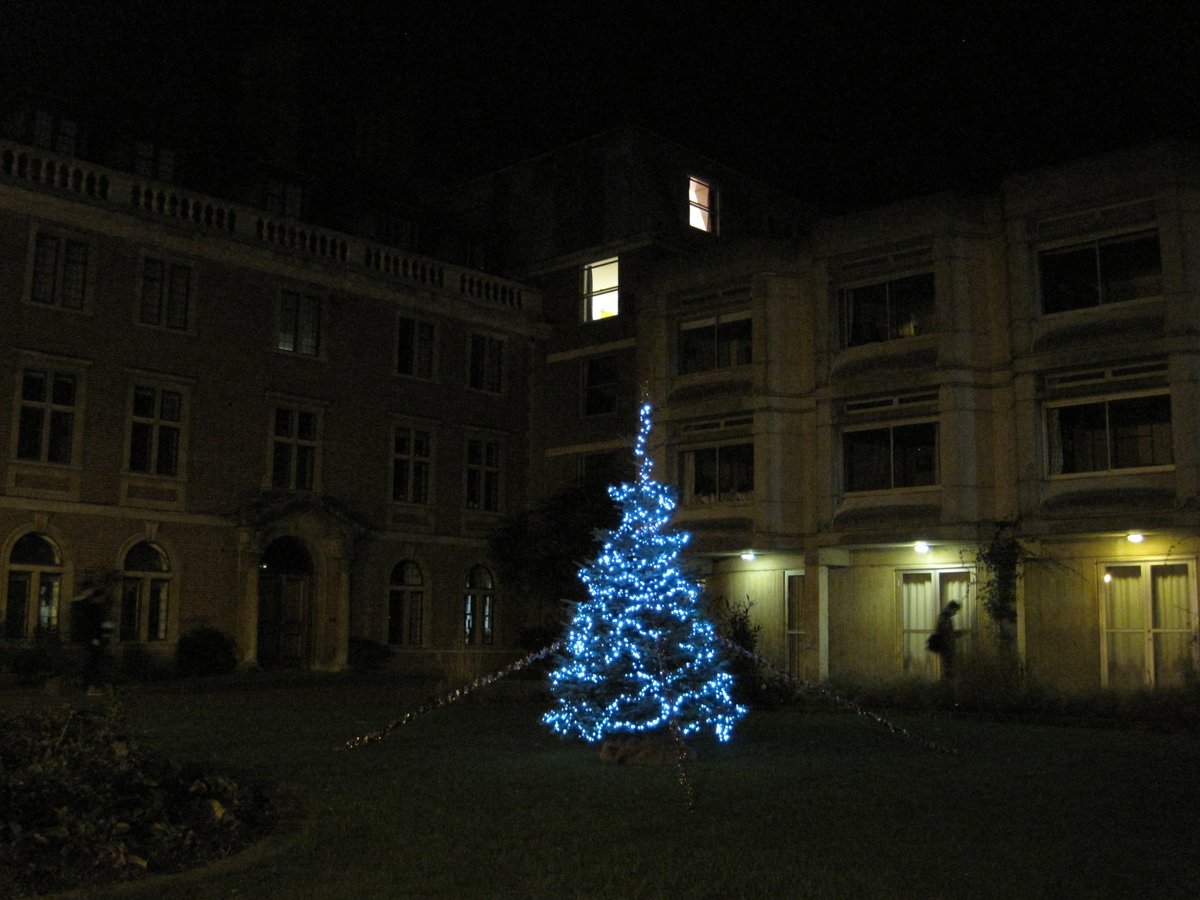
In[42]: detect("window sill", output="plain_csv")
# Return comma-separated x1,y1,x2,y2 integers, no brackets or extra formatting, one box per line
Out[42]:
1039,293,1163,319
6,461,82,500
1032,296,1165,353
833,486,942,525
1047,465,1174,480
271,347,326,362
388,505,437,532
122,473,187,510
831,334,937,379
1040,469,1175,512
682,494,755,507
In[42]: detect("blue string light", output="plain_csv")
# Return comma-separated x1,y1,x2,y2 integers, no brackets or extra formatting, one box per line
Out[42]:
543,403,747,744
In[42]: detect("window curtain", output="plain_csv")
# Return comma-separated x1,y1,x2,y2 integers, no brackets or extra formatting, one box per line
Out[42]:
1104,566,1145,690
1151,564,1192,687
901,573,938,679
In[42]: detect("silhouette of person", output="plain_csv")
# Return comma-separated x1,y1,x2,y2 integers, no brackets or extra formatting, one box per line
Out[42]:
926,600,961,680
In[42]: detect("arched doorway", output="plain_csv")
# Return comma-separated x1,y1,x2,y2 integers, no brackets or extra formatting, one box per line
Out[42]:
257,537,313,667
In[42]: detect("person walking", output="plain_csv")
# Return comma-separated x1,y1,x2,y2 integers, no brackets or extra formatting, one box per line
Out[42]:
926,600,961,680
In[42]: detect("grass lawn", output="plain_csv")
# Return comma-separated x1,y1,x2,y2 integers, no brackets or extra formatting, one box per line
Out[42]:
7,672,1200,899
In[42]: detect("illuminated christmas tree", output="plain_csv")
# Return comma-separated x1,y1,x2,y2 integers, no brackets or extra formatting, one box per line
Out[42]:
543,403,745,745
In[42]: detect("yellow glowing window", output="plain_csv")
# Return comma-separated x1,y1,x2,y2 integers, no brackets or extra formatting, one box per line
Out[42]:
688,176,714,232
583,257,619,321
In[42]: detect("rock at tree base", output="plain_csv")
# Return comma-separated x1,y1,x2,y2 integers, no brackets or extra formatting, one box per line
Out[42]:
599,731,696,766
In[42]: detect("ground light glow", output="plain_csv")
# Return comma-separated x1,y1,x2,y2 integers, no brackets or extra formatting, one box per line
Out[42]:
542,403,746,744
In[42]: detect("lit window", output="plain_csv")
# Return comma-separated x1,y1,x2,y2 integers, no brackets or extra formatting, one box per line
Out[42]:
678,314,752,374
688,176,715,232
4,533,62,639
900,570,976,679
388,560,424,646
278,291,321,356
464,565,496,645
139,258,191,330
30,233,88,310
840,273,935,347
1047,394,1172,475
16,369,78,464
271,406,320,491
1040,230,1162,314
843,422,938,492
120,542,171,642
583,258,619,321
1101,562,1197,689
392,426,431,504
678,443,754,504
128,386,183,477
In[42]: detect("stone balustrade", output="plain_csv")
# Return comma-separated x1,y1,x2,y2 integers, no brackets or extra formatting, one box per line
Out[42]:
0,138,536,314
1,145,111,201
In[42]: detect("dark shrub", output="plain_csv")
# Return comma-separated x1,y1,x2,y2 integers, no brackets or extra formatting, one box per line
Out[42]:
347,636,391,670
174,626,238,677
10,646,55,681
0,704,273,896
711,595,795,709
120,643,173,682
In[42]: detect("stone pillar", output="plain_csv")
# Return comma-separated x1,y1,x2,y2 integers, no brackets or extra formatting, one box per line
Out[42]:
318,535,350,671
236,528,262,666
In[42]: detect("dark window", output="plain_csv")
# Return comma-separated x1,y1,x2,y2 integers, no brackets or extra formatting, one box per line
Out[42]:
466,439,501,511
17,370,76,464
272,407,318,490
1040,231,1162,313
678,443,754,503
129,386,182,476
582,355,619,416
468,335,504,392
1048,394,1173,474
120,542,169,642
388,560,423,646
278,292,321,355
678,315,752,374
140,259,191,329
397,317,435,378
844,422,938,491
840,272,935,347
392,426,431,504
31,234,87,309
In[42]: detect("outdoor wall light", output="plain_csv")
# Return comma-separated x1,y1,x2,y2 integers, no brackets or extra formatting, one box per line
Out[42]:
913,541,931,554
1126,532,1145,544
740,551,756,561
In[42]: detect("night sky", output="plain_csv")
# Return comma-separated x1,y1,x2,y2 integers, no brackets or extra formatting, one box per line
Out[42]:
3,1,1198,212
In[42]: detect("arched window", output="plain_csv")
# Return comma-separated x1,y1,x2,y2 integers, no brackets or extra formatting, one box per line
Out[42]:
464,565,495,646
120,541,171,642
5,532,63,638
388,560,423,646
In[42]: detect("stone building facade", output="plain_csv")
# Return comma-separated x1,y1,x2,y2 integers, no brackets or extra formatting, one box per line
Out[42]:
2,101,1197,693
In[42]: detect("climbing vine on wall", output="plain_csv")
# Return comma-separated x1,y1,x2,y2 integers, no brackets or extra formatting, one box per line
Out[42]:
976,532,1023,640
